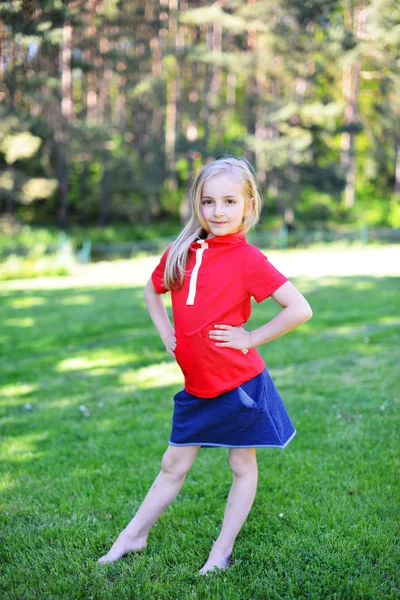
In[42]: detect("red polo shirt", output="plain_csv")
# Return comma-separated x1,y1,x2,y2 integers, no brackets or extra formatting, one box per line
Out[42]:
151,231,287,397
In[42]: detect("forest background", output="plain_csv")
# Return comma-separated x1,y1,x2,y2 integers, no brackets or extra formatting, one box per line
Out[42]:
1,0,400,248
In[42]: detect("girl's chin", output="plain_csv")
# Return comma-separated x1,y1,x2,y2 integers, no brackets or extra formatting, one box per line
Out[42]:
207,225,240,237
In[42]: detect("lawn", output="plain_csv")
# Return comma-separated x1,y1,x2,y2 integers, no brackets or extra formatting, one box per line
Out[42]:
1,246,399,599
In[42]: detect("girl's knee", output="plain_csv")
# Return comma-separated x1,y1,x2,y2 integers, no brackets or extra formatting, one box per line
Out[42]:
228,448,257,477
161,446,197,478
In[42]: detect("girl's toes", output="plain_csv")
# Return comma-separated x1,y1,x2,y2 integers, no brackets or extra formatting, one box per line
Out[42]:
98,555,109,565
199,553,232,575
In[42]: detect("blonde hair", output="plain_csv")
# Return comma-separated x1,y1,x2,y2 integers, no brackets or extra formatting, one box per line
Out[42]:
164,156,262,289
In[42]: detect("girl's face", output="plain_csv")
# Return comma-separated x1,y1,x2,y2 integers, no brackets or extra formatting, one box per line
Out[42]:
199,173,250,238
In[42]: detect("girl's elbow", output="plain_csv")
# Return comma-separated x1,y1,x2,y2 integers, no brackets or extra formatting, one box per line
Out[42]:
293,301,312,325
302,303,313,323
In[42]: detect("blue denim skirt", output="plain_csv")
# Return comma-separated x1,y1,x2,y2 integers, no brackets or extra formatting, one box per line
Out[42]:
169,368,296,448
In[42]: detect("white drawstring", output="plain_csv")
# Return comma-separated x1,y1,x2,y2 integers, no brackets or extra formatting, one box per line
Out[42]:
186,240,208,305
186,239,249,354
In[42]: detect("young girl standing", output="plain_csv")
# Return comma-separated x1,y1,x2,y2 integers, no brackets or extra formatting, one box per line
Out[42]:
98,156,312,573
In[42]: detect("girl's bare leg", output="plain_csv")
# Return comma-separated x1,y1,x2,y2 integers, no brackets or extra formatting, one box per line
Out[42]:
200,447,258,574
98,444,200,564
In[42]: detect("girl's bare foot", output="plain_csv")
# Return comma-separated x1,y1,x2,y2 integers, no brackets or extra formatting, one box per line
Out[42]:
98,530,147,564
199,551,232,575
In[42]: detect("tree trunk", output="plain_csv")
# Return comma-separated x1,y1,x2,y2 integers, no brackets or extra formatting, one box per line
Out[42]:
99,35,112,124
245,0,257,165
8,38,17,111
61,21,73,123
340,4,365,209
269,172,284,216
143,196,152,226
6,196,15,215
340,60,361,209
0,19,11,110
116,74,126,133
99,150,110,227
165,0,179,189
247,0,269,197
85,0,98,122
394,137,400,194
57,135,69,229
254,68,268,197
6,166,15,214
153,191,162,217
79,160,89,227
201,21,221,146
58,18,73,228
179,152,194,226
226,71,236,107
151,33,163,195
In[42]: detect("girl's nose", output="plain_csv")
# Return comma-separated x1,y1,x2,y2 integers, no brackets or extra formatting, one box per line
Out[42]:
213,204,224,217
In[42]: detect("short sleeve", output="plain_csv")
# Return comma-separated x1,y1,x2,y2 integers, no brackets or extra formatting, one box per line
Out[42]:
244,246,288,303
151,245,171,294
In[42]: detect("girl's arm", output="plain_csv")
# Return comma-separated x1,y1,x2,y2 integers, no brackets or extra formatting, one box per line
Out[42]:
209,281,312,350
248,281,312,348
144,278,176,357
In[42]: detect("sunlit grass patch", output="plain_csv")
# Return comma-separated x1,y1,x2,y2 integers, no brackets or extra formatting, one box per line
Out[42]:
0,431,48,460
122,361,182,390
0,383,38,398
9,296,47,309
56,353,137,373
58,294,94,306
5,317,35,327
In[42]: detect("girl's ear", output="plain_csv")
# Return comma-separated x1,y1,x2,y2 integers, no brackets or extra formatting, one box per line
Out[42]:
244,196,255,217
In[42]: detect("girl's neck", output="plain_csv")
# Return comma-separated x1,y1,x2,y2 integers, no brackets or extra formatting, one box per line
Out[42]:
204,229,243,240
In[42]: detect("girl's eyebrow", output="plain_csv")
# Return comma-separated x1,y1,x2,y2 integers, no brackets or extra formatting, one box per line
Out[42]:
201,194,238,199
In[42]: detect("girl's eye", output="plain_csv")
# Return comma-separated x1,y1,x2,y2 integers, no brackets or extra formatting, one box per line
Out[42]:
201,198,236,204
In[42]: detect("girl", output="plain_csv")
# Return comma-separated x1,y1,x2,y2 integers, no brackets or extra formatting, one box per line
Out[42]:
98,156,312,574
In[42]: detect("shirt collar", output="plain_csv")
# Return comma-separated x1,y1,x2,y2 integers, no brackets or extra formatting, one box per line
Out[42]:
190,231,246,248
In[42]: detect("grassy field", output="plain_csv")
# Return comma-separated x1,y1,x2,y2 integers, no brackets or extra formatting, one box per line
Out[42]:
1,246,399,599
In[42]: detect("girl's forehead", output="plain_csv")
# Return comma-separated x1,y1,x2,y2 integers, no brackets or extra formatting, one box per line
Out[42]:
202,172,244,196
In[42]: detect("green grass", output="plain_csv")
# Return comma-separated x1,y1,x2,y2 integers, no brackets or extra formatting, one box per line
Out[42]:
0,252,399,599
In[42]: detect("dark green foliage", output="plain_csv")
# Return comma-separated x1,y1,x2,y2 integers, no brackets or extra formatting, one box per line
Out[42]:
284,0,341,23
1,0,400,230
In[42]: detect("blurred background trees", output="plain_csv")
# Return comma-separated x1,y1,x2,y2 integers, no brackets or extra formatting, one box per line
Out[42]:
0,0,399,232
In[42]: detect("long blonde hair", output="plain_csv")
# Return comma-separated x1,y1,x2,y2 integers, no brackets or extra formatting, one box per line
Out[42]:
164,156,262,289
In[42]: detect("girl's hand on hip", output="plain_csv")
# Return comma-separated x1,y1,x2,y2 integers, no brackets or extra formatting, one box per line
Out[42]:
209,324,251,352
163,333,176,358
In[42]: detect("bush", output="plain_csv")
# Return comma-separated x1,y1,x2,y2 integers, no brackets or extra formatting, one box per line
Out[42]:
296,187,337,222
0,255,72,281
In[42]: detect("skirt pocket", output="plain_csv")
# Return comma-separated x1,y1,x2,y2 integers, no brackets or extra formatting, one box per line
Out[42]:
237,386,257,408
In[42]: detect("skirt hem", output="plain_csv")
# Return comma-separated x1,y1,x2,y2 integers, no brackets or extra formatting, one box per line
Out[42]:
169,429,297,449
